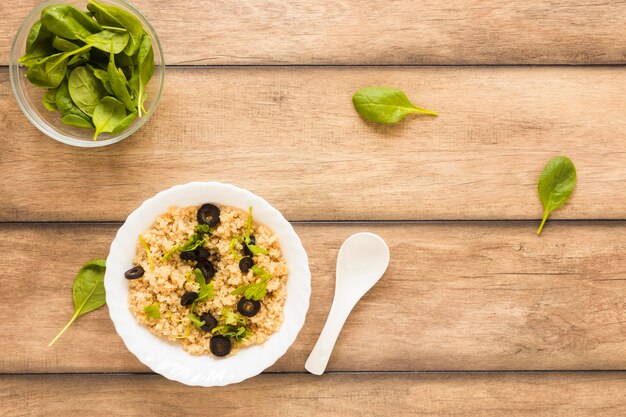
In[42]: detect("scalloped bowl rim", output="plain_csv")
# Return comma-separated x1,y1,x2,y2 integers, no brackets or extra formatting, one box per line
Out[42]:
104,182,311,386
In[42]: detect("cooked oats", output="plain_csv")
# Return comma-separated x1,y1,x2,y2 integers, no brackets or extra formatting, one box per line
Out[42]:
128,205,288,356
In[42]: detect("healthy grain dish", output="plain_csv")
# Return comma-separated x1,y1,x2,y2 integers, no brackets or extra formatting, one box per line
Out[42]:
124,204,288,357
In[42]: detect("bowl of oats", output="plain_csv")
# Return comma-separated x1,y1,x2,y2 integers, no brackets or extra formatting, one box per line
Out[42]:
104,182,311,386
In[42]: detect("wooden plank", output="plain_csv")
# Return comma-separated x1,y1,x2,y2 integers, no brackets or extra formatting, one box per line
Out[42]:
2,372,626,416
2,222,626,373
2,67,626,222
3,1,626,65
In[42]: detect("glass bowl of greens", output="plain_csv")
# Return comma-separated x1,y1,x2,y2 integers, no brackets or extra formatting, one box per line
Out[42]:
9,0,165,147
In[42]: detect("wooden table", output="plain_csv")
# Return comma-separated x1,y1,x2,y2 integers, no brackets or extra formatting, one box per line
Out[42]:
2,1,626,415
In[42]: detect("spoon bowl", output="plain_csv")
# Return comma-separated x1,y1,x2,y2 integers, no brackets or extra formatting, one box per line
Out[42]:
305,232,390,375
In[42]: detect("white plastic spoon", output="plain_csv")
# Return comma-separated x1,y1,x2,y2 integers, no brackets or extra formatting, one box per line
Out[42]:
305,232,390,375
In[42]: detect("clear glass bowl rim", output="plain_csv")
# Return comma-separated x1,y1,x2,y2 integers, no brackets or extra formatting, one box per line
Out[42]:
9,0,165,148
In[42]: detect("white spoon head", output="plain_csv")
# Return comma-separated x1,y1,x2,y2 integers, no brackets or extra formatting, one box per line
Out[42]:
335,232,390,297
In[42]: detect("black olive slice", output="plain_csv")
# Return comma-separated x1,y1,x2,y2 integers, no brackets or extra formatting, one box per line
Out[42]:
195,248,210,260
197,260,215,280
180,291,198,307
197,204,220,227
180,251,198,262
239,257,254,273
124,266,144,280
200,312,218,332
237,297,261,317
210,335,232,357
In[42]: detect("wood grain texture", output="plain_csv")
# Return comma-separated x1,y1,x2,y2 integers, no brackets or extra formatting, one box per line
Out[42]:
3,0,626,65
2,372,626,416
2,222,626,373
2,67,626,222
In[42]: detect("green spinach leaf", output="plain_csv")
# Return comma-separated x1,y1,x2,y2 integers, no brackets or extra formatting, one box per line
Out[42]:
19,20,55,68
107,49,135,112
111,112,137,133
87,64,113,94
352,86,437,124
68,66,106,116
537,156,577,235
48,259,106,346
55,78,91,121
92,96,126,140
84,29,129,53
52,36,81,52
135,33,154,116
42,87,58,111
41,4,102,40
87,0,143,55
25,45,90,88
61,113,94,128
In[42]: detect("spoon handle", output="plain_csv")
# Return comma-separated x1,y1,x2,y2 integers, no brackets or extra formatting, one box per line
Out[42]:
305,298,356,375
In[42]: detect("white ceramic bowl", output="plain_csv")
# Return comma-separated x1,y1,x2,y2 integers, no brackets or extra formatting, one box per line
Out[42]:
105,182,311,386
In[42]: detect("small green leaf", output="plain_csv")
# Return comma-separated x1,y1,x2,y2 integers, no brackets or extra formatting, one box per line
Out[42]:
83,30,129,53
52,36,81,52
26,45,90,88
138,234,153,272
48,259,106,347
135,33,154,117
92,96,126,140
144,302,160,320
68,66,106,117
42,88,58,111
87,0,144,56
61,113,94,128
41,4,102,40
220,307,247,326
537,156,577,235
232,272,270,301
246,243,268,255
188,312,205,328
352,86,437,125
194,224,211,235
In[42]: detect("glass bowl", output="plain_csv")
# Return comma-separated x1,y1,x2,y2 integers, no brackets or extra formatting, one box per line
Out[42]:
9,0,165,147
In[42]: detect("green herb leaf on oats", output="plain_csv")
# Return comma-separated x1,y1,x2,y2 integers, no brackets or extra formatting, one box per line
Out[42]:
188,312,205,328
194,224,211,235
232,268,271,301
138,234,153,272
144,302,160,320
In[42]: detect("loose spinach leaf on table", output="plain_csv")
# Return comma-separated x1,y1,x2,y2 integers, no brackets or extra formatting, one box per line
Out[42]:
41,4,102,40
352,86,438,125
92,96,126,139
48,259,106,346
87,0,143,55
536,156,577,235
68,65,106,116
